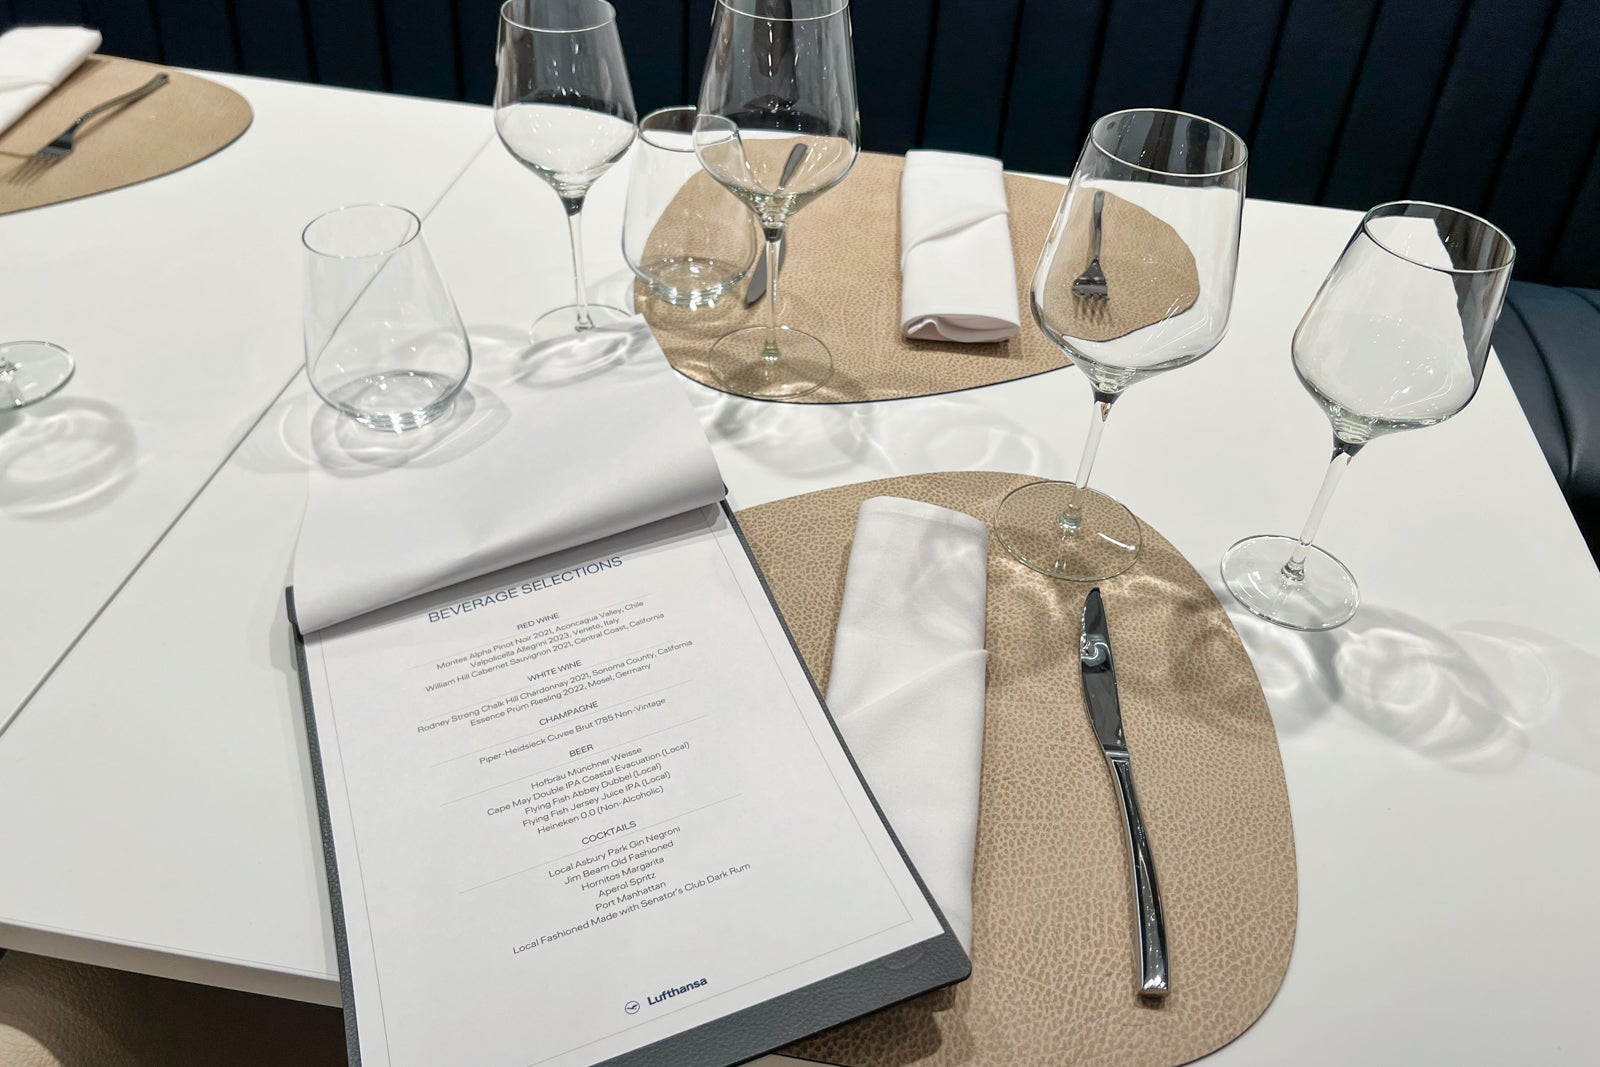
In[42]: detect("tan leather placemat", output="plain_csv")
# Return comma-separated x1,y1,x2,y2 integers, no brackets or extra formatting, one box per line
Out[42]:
0,56,251,214
733,472,1296,1067
638,152,1070,403
1043,190,1200,342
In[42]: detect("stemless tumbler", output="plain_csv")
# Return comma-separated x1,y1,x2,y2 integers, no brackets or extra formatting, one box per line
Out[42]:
302,204,471,433
623,106,757,307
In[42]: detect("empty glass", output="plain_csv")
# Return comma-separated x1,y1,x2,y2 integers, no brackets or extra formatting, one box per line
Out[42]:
624,106,758,307
1,341,73,409
995,109,1248,581
495,0,637,344
302,204,471,433
693,0,860,399
1222,201,1516,630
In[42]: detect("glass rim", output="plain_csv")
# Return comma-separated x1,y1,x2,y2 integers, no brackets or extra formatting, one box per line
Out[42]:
302,203,422,259
639,105,697,150
1358,200,1517,276
715,0,850,24
1087,107,1249,179
499,0,618,34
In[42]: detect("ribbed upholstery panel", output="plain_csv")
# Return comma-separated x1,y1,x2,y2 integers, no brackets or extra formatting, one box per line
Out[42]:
1516,285,1600,509
150,0,239,73
81,0,162,65
1549,145,1600,285
1001,0,1106,175
1485,0,1600,281
1249,0,1379,206
461,0,499,103
233,0,313,82
1495,285,1573,487
1408,0,1555,212
9,1,83,26
1088,0,1198,123
1180,0,1285,144
923,0,1022,158
850,0,934,155
304,0,385,93
1321,0,1466,207
5,0,1600,286
386,0,459,99
616,0,689,116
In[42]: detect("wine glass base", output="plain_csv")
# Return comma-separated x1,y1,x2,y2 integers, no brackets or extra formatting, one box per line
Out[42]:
1221,534,1360,631
529,303,633,346
994,480,1141,581
707,325,833,400
1,341,74,409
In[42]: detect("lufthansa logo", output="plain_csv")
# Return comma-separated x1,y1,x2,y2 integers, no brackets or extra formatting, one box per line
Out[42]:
624,1000,640,1015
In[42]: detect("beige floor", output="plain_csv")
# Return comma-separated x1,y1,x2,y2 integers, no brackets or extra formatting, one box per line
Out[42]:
0,952,346,1067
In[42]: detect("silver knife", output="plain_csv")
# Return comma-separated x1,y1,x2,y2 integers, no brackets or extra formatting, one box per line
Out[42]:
744,142,809,305
1080,587,1169,998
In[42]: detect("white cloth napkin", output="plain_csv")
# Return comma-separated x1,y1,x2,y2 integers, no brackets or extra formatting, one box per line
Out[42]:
0,26,101,137
826,497,990,952
292,317,726,633
899,150,1021,344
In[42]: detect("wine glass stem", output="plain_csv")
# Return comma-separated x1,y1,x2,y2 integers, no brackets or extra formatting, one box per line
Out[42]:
1061,395,1116,534
1283,439,1363,581
762,226,783,359
561,195,593,331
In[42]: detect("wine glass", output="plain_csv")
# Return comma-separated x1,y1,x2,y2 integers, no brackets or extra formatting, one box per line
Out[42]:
1222,202,1515,631
995,109,1247,580
494,0,637,345
0,342,73,410
693,0,860,399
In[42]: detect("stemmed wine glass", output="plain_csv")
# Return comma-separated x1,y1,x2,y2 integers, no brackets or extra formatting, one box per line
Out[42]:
1222,202,1515,630
1,341,73,409
995,109,1247,580
494,0,637,345
693,0,859,399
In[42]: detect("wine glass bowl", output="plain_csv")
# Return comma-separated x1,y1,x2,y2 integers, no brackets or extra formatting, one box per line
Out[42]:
996,108,1248,581
1222,201,1516,631
693,0,860,399
494,0,637,344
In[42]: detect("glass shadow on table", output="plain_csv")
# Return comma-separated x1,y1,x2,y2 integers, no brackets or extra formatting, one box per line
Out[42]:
1222,592,1537,771
0,398,136,518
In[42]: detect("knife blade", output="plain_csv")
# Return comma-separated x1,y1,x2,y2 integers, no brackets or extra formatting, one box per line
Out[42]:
1080,587,1169,998
744,142,809,306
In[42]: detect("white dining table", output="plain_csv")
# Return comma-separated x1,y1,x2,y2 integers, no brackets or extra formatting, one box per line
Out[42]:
2,73,1598,1065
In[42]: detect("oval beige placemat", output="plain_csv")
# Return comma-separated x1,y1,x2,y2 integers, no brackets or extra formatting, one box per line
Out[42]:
733,472,1296,1067
0,55,252,215
639,151,1070,403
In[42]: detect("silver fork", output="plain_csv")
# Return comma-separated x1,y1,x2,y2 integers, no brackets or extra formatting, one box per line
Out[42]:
24,73,170,168
1071,189,1108,301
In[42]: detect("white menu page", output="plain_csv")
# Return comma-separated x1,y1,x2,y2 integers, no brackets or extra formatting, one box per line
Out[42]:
298,504,951,1067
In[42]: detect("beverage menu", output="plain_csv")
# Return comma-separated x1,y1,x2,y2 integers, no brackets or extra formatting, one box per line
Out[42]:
292,504,967,1067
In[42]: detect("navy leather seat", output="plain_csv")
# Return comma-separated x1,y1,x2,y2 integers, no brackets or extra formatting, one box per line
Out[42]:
1493,282,1600,554
4,0,1598,547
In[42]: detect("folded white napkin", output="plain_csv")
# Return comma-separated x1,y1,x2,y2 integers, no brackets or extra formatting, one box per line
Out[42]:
826,497,990,952
900,150,1021,344
0,26,101,137
292,317,726,633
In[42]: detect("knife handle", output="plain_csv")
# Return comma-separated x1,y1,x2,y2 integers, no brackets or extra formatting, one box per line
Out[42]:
1106,752,1169,997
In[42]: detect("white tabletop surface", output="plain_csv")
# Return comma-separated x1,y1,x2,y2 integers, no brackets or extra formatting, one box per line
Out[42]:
0,72,491,729
3,79,1599,1063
